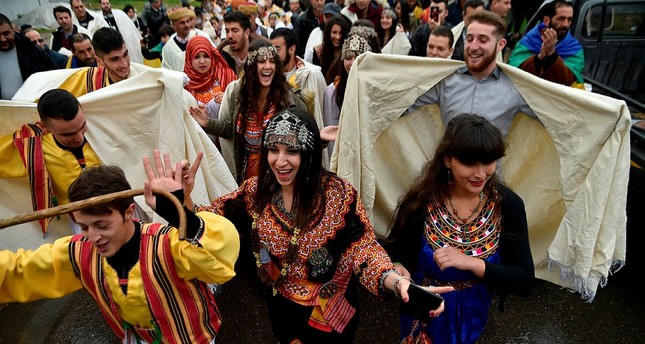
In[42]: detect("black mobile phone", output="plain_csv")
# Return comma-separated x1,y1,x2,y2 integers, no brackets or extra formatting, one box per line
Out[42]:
400,283,444,322
430,6,439,22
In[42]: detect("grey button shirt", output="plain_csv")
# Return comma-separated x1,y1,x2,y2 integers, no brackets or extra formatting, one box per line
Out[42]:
404,66,536,136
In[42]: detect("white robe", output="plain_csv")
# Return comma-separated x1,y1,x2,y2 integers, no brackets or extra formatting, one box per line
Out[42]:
162,30,214,72
1,64,237,250
381,32,412,55
110,9,144,64
331,52,630,302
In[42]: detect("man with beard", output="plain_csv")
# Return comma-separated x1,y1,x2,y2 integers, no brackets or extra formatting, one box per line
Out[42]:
66,33,97,68
404,10,535,137
219,11,254,77
509,0,584,88
269,28,327,161
0,13,57,100
56,28,136,96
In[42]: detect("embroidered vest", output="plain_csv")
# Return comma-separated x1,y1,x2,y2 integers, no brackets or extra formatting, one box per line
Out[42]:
69,223,221,343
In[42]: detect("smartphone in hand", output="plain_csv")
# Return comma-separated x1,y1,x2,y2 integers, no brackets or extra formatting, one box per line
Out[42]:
400,283,444,322
430,6,440,22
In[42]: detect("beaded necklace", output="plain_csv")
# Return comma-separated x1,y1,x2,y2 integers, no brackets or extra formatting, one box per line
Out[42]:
447,191,485,224
251,193,302,296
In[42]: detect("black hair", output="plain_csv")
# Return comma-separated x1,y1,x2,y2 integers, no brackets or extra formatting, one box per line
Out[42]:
544,0,574,18
158,24,176,37
463,0,486,12
37,89,81,122
224,10,251,31
270,27,297,49
389,114,505,240
123,4,135,13
70,32,92,51
53,6,72,17
255,107,324,230
92,27,125,56
0,13,11,27
430,25,454,48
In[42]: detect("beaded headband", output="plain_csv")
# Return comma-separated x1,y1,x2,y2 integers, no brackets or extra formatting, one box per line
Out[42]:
247,45,278,65
342,34,371,58
349,25,378,40
263,110,315,151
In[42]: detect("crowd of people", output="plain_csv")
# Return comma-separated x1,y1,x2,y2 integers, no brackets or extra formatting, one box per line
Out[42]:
0,0,634,343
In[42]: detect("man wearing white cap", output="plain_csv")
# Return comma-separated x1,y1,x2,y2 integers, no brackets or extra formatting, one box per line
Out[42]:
162,7,214,71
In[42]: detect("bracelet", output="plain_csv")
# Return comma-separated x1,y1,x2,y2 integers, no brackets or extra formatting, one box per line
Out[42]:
393,275,414,298
380,269,397,291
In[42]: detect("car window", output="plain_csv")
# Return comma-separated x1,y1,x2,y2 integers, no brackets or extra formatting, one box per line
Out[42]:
583,3,645,38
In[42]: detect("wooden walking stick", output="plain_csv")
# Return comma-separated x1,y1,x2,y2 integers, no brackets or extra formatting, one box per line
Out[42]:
0,188,187,240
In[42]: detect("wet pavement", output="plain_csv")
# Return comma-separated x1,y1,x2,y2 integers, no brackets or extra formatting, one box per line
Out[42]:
0,257,643,344
1,171,643,343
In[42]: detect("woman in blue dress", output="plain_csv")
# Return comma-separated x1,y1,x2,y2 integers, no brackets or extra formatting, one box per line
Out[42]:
385,113,535,344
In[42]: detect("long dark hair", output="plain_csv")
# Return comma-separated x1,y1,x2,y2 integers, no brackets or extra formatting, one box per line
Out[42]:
388,114,506,241
254,108,325,230
321,16,350,84
376,9,398,48
238,39,290,116
394,0,411,34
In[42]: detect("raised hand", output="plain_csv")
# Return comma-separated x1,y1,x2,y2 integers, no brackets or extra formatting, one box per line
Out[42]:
539,27,558,60
189,106,209,127
143,150,183,210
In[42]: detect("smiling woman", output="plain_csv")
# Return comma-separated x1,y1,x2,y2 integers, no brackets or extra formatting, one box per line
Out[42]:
192,39,314,184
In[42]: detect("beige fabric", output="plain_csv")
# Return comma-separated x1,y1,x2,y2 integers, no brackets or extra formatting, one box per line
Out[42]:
331,52,630,301
110,9,145,64
381,32,412,56
291,59,330,168
0,66,237,250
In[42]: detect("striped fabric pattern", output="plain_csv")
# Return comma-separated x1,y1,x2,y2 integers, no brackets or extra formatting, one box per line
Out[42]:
68,223,221,343
12,123,55,236
85,67,109,93
139,223,220,344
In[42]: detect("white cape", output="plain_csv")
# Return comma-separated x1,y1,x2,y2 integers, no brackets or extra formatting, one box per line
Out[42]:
0,65,237,250
331,52,630,301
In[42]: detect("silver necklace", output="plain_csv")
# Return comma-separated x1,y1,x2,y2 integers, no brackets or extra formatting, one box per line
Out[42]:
448,191,485,224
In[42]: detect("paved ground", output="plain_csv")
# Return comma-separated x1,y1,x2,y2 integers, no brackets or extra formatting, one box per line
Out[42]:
0,263,643,344
1,170,643,344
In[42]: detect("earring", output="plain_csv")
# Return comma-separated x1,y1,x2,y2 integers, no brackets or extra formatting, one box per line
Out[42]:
447,169,453,185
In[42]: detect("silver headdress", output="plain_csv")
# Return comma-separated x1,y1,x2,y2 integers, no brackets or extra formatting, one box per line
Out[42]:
247,45,278,65
263,110,315,151
341,34,371,58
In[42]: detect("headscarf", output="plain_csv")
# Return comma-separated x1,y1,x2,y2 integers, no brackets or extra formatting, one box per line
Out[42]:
184,36,237,93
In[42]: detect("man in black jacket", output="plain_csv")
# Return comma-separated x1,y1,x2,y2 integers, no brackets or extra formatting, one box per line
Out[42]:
0,13,57,100
293,0,324,58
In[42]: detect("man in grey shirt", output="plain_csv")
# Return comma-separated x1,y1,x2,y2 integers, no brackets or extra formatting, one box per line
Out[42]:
405,10,535,137
0,13,57,100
